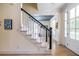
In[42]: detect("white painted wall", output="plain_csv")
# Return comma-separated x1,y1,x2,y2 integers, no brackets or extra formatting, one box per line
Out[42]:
22,3,38,15
0,3,40,52
50,12,60,44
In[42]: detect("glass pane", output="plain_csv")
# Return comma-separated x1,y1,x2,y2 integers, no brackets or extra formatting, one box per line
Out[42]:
70,19,75,39
76,18,79,28
70,8,75,39
76,5,79,16
76,18,79,40
76,30,79,40
70,8,75,19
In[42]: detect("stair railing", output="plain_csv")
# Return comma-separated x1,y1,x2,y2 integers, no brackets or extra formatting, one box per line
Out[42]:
21,8,52,50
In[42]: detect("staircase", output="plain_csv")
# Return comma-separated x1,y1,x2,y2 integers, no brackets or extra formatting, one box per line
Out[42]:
20,8,52,52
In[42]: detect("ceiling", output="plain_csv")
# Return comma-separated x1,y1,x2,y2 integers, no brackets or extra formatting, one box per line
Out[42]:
23,3,38,10
34,15,54,21
37,3,65,13
23,3,65,14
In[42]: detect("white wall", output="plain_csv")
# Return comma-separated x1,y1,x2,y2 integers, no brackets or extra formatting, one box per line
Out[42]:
59,3,79,55
50,16,59,43
23,3,38,15
58,11,65,45
0,3,39,53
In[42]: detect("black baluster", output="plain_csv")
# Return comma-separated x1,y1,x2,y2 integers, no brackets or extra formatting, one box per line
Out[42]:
46,29,47,42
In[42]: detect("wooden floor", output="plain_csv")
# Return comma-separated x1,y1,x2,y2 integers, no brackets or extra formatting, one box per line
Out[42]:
51,45,77,56
0,41,78,56
51,41,77,56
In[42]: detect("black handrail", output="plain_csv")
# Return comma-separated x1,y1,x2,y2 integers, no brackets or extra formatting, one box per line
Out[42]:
21,8,50,32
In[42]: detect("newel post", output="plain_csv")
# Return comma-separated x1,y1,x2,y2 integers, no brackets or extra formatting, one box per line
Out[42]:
49,27,52,50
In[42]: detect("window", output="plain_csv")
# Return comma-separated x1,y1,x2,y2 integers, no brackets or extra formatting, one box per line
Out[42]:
76,5,79,17
65,12,67,37
70,8,76,39
70,8,75,18
69,5,79,40
76,5,79,40
64,5,79,40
